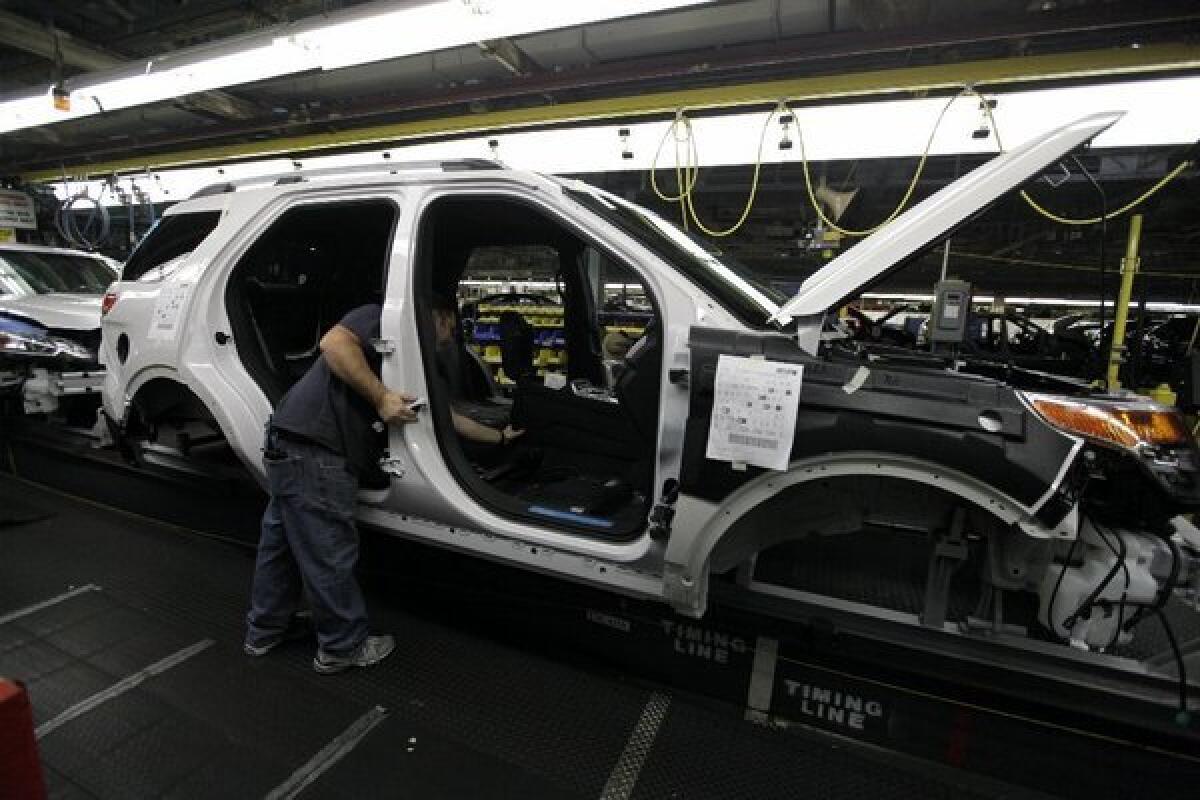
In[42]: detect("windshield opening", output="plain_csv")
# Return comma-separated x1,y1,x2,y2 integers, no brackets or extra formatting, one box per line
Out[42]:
560,183,785,329
0,251,115,295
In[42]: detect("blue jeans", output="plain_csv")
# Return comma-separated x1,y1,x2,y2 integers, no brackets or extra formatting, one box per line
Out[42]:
246,431,369,655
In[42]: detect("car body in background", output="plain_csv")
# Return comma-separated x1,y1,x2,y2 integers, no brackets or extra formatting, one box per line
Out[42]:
0,244,116,417
1053,312,1200,392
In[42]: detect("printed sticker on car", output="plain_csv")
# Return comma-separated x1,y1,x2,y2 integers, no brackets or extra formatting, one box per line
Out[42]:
148,282,192,341
705,354,803,471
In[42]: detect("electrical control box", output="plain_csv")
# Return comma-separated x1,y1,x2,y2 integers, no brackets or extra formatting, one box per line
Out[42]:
929,279,973,347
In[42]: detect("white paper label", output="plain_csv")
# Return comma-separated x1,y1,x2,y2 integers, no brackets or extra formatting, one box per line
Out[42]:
148,282,192,341
706,355,803,471
0,190,36,230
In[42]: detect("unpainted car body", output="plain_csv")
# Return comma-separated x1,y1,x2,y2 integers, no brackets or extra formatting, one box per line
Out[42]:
99,115,1200,665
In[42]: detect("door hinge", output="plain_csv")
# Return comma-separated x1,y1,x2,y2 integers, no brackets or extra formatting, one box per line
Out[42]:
648,478,680,541
379,455,406,478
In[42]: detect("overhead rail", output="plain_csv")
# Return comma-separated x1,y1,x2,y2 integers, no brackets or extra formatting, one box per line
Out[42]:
19,43,1200,183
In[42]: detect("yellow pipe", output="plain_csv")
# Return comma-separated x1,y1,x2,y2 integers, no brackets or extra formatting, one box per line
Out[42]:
1107,213,1143,389
21,43,1200,182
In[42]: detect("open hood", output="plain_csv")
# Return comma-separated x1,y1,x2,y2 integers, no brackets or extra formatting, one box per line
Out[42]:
771,112,1123,325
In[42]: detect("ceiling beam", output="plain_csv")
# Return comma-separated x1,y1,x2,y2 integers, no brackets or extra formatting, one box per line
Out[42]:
0,8,260,121
0,8,123,72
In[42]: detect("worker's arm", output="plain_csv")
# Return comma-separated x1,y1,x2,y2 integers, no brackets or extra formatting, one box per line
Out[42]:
450,410,524,446
320,324,417,424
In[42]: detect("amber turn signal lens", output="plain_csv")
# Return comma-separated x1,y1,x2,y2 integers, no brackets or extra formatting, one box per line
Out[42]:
1031,397,1191,449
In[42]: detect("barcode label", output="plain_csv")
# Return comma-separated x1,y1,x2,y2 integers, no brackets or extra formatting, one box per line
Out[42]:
728,433,777,450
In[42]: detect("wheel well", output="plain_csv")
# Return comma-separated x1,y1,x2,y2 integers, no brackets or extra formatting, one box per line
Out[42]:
127,378,218,435
709,474,1009,574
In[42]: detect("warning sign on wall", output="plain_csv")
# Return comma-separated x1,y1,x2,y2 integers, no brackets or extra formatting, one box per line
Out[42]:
0,191,36,230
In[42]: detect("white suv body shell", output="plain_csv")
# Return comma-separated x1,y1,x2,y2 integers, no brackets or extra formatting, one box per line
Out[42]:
101,114,1127,616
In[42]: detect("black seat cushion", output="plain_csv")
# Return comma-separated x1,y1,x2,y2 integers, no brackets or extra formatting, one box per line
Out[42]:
511,383,640,464
498,311,536,382
614,319,662,447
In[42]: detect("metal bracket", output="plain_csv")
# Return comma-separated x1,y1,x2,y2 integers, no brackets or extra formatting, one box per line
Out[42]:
920,506,969,629
663,561,707,619
379,454,406,478
648,478,680,541
793,313,823,356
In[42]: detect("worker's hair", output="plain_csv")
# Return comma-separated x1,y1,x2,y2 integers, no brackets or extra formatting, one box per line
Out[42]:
432,293,457,315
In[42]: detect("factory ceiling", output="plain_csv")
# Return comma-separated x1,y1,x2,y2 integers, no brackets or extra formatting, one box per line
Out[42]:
1,0,1197,301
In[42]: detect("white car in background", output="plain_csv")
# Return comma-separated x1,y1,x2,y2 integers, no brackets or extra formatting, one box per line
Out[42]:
0,243,116,417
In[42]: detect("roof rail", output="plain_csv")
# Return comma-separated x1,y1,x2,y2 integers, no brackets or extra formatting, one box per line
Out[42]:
190,182,236,198
188,159,505,199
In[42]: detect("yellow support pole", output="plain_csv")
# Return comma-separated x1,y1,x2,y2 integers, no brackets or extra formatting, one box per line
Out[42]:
1107,213,1143,389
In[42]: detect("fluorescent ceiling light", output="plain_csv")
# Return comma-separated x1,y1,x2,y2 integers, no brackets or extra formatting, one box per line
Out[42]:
0,0,712,135
297,0,714,71
54,75,1200,205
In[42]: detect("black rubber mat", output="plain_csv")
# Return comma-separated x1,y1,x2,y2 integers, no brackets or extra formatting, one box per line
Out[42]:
631,701,998,800
0,478,1034,799
0,492,54,526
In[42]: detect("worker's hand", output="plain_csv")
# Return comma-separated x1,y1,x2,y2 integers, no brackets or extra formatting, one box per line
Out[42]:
377,390,418,424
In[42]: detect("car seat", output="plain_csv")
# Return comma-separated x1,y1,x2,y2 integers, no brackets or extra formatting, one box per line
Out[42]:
613,318,662,447
498,310,536,383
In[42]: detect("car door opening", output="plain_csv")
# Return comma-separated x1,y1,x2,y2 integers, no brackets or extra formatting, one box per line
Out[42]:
224,199,398,406
415,194,662,540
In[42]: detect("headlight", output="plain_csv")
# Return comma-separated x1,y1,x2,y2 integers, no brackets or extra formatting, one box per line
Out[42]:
0,330,94,361
1024,392,1190,450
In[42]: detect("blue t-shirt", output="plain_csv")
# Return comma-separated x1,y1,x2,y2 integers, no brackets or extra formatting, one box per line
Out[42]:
272,304,385,475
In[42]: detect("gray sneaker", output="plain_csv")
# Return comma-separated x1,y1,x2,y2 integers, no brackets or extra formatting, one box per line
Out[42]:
313,634,395,674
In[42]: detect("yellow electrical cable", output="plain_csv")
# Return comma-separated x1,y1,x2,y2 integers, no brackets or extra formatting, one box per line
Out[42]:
793,91,971,237
964,85,1194,226
681,109,778,237
1018,161,1192,225
650,108,775,237
650,113,697,203
649,84,1193,241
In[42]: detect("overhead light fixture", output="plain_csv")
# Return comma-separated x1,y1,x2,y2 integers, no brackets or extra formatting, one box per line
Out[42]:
972,97,997,140
294,0,713,71
0,0,713,135
778,114,794,150
51,85,70,112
